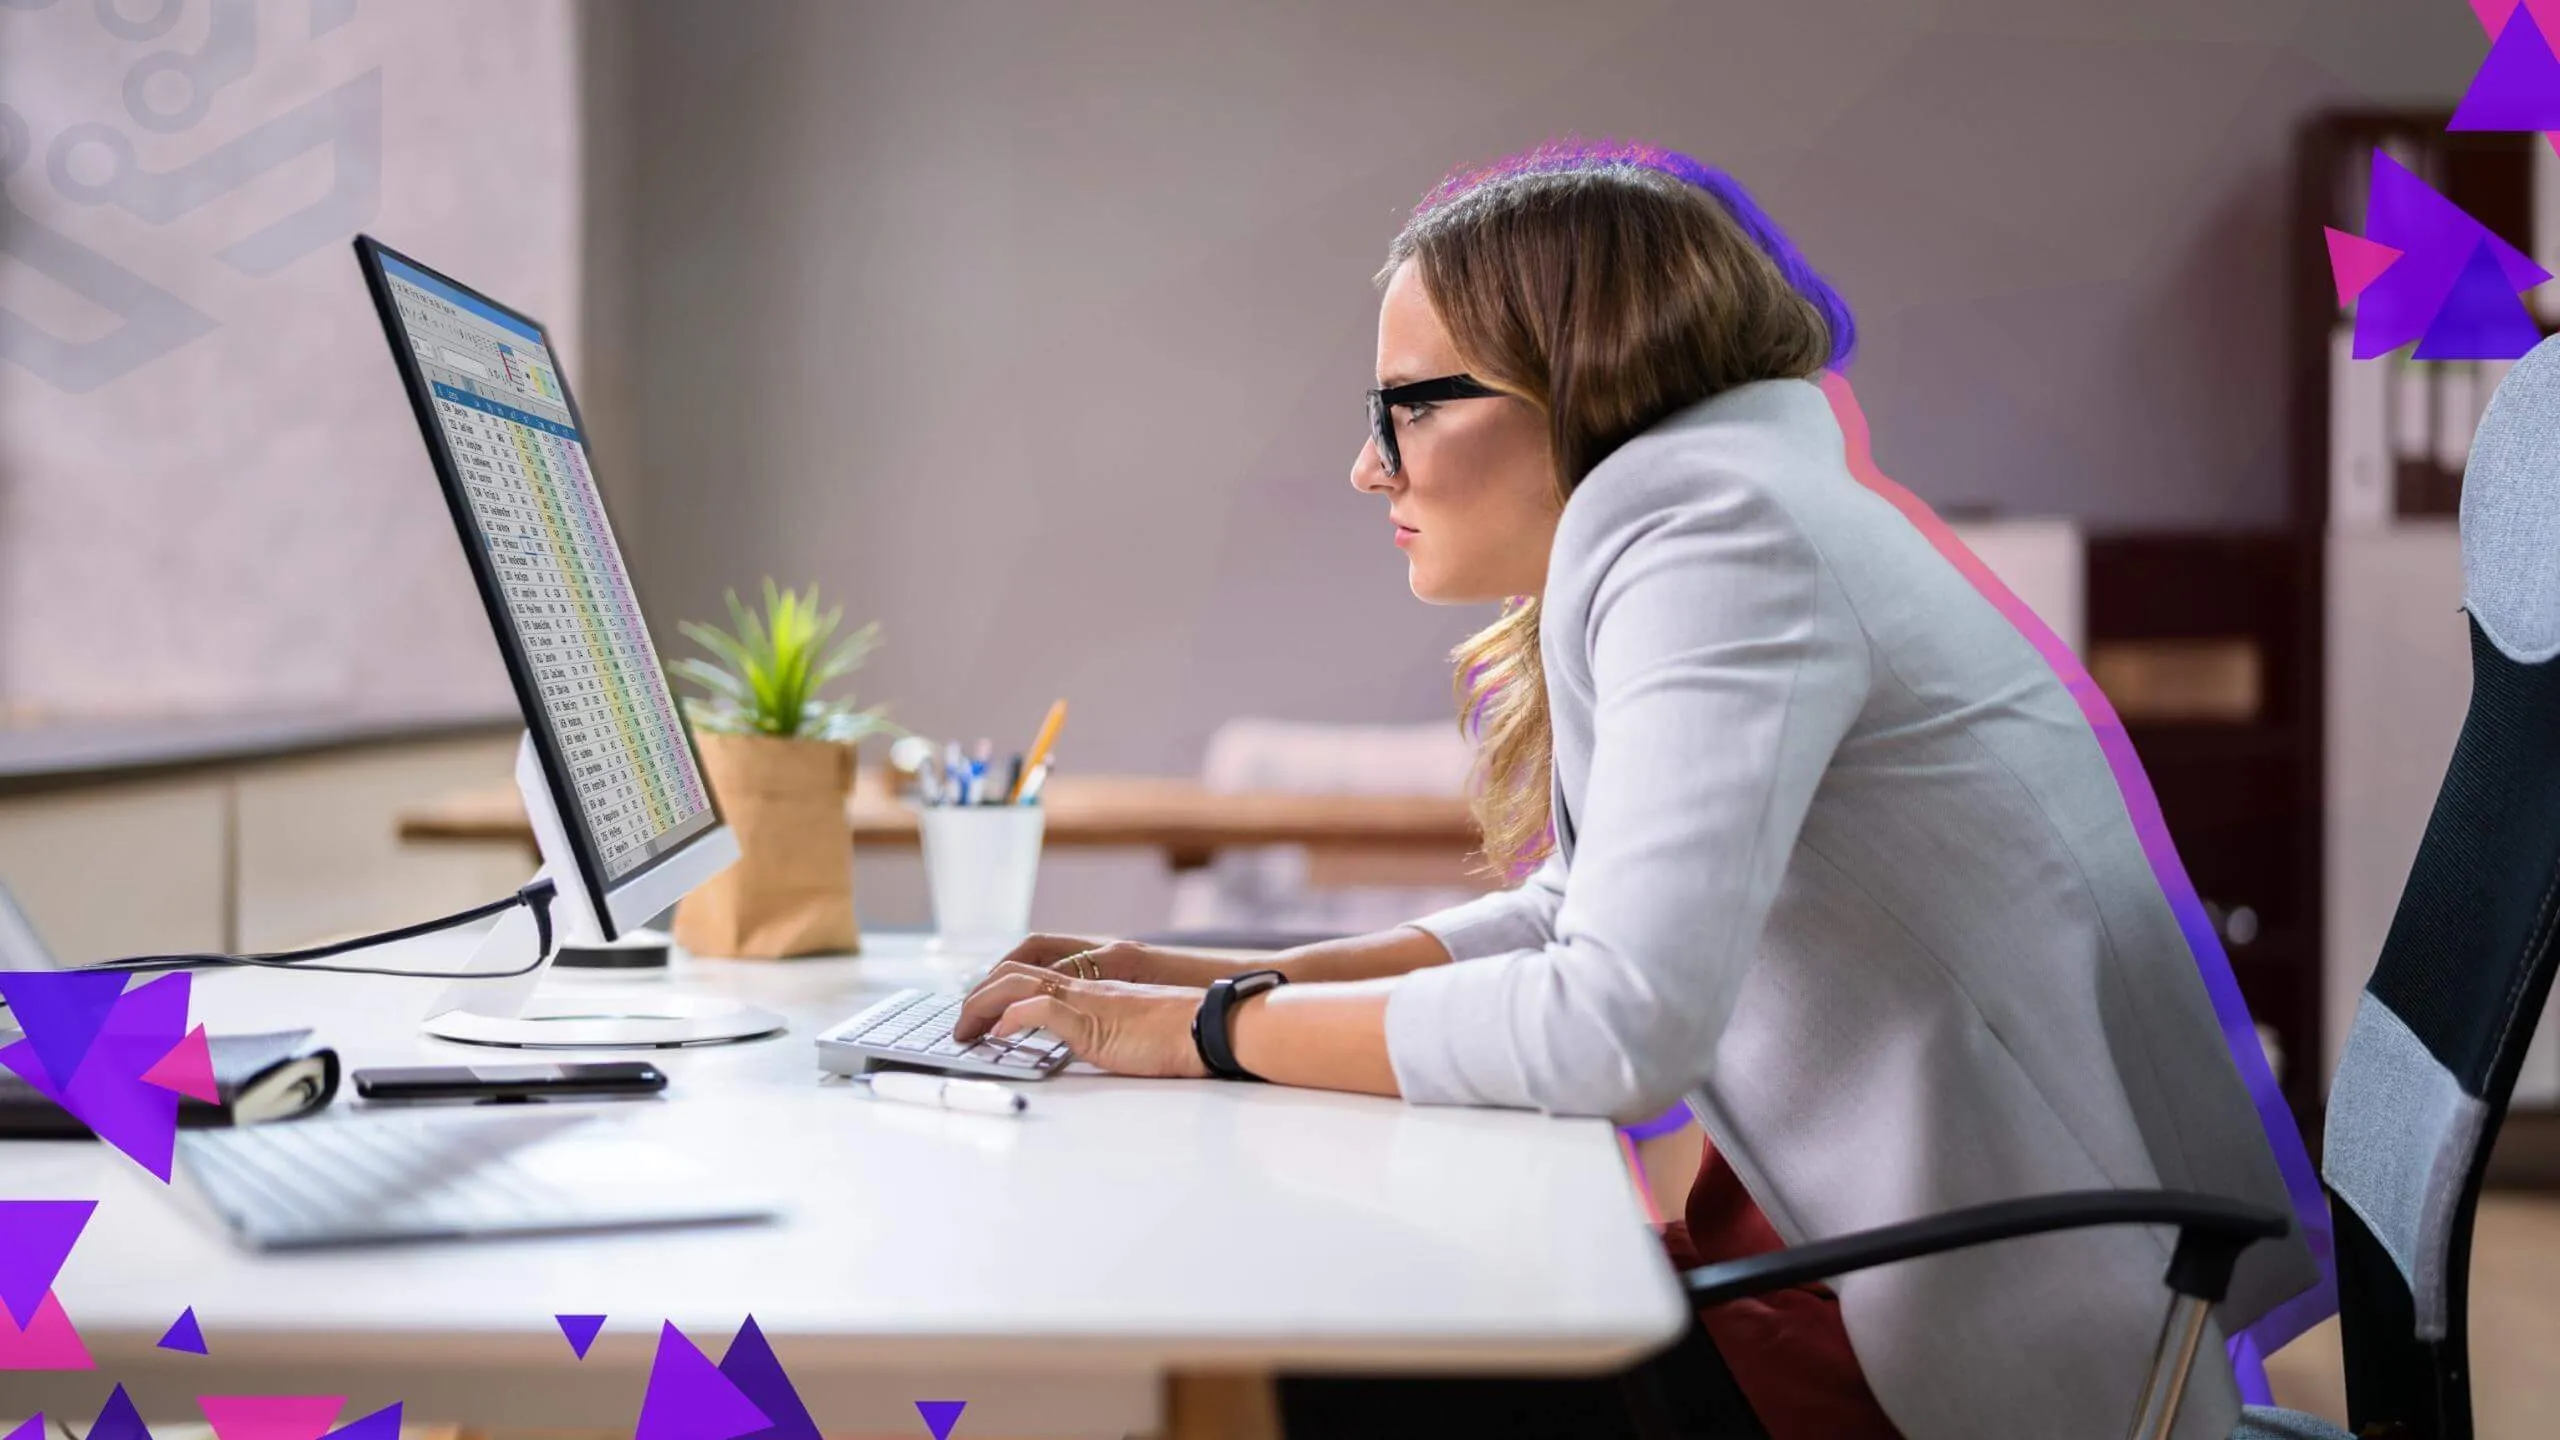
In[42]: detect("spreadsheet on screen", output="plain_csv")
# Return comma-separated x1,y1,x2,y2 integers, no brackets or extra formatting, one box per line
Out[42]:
379,256,715,882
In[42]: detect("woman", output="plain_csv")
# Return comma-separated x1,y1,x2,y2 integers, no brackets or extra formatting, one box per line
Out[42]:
955,141,2316,1439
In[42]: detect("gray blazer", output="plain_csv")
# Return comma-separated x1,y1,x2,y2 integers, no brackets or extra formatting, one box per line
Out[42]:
1387,378,2318,1440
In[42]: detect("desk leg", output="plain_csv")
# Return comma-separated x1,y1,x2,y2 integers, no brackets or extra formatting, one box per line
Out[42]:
1159,1371,1280,1440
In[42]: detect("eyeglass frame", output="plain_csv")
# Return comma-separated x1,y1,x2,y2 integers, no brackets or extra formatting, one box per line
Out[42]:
1366,373,1506,478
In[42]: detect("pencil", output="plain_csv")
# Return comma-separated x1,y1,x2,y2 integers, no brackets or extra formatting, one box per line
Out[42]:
1012,699,1068,801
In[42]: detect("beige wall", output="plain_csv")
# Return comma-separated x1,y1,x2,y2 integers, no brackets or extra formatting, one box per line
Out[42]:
586,0,2485,931
0,0,578,721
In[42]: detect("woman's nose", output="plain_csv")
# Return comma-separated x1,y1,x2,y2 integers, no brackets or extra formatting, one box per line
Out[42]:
1350,439,1396,494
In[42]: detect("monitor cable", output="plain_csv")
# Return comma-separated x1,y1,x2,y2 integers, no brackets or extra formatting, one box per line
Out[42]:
68,878,559,980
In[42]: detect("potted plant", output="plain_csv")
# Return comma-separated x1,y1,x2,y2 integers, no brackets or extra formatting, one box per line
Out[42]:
667,581,901,958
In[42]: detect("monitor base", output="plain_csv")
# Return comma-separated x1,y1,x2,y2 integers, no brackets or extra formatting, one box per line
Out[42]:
423,992,786,1049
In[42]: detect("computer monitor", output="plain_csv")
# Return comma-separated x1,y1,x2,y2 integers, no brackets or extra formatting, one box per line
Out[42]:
354,235,778,1048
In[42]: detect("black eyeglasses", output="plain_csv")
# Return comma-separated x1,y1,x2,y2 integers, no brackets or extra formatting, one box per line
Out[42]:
1366,373,1504,477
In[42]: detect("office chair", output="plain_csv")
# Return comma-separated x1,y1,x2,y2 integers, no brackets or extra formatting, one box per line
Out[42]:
1667,338,2560,1439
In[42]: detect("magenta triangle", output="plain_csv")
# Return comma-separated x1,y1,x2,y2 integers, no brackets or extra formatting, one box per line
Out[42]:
141,1025,219,1103
2454,4,2560,131
90,1385,155,1440
157,1305,207,1354
0,1199,96,1329
716,1316,820,1440
197,1395,345,1440
5,1415,43,1440
0,1289,95,1370
318,1402,402,1440
915,1400,966,1440
555,1312,607,1359
2416,237,2547,359
2326,226,2404,305
632,1322,771,1440
0,969,126,1090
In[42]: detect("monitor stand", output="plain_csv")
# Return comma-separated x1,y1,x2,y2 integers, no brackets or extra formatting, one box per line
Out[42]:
421,738,786,1049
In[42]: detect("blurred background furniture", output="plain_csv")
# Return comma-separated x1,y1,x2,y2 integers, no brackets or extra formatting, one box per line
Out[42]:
1153,717,1492,947
0,711,521,965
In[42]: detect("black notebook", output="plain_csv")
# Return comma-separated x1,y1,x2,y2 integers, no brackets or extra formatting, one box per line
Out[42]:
0,1029,340,1138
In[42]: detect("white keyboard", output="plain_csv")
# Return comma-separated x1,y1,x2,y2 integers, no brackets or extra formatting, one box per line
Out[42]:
815,988,1074,1080
176,1109,777,1250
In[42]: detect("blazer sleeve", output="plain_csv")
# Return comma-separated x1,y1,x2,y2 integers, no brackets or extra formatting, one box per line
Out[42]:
1381,465,1872,1121
1404,854,1568,961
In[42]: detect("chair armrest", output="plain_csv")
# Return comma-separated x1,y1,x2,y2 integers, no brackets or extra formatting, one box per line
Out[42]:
1683,1188,2290,1308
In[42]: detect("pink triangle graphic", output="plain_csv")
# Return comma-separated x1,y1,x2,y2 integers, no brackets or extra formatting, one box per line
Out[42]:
2326,227,2404,305
197,1396,347,1440
0,1290,96,1371
2471,0,2560,40
141,1025,218,1104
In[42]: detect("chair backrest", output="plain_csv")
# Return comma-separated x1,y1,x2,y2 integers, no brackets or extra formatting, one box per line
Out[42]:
2320,336,2560,1439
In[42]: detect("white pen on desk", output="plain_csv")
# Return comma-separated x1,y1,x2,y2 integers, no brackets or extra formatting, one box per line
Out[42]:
853,1069,1027,1116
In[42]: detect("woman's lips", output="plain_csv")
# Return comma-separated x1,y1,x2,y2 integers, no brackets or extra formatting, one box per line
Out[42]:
1393,525,1418,549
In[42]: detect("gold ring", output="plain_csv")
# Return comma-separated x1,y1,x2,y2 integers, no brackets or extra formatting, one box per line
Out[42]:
1065,950,1099,981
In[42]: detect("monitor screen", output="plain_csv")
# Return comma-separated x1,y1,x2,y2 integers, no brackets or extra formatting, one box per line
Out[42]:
366,247,717,890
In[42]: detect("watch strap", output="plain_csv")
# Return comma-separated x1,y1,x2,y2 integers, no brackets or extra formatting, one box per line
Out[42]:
1193,969,1288,1081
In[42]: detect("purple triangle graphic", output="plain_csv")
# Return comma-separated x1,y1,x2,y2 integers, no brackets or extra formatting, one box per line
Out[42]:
0,969,126,1090
717,1316,820,1440
318,1402,403,1440
2417,238,2548,359
5,1415,44,1440
915,1400,966,1440
54,972,190,1181
90,1384,156,1440
632,1322,771,1440
0,1199,96,1329
157,1305,207,1354
2356,150,2550,356
555,1312,607,1359
2454,5,2560,131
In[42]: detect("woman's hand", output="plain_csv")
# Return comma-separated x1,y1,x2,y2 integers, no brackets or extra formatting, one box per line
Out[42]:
952,964,1210,1078
989,933,1240,989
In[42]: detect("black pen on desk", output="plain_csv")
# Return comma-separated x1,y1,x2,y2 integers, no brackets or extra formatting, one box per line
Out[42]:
999,755,1024,806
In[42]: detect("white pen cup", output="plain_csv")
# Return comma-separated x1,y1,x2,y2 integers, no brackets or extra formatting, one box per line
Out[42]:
917,804,1046,958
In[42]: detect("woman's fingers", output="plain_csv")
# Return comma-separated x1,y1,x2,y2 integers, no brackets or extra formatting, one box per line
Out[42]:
990,994,1092,1052
953,970,1057,1041
994,933,1109,970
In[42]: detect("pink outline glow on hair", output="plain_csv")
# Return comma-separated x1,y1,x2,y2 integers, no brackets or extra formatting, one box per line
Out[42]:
1816,371,2334,1396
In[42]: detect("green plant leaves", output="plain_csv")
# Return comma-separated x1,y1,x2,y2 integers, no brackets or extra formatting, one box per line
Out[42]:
670,580,904,744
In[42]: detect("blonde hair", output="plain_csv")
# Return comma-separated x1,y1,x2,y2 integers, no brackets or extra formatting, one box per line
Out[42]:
1379,146,1850,875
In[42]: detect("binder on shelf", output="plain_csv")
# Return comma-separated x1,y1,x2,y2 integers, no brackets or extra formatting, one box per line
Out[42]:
2434,361,2481,477
2534,137,2560,322
2329,325,2393,530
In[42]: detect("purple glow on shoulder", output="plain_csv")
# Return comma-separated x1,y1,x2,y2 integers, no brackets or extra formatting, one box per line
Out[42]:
1815,371,2335,1386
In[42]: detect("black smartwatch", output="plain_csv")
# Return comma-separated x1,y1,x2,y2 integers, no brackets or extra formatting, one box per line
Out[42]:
1193,969,1289,1081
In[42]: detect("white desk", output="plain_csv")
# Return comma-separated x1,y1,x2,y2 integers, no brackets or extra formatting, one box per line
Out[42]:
7,930,1685,1436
